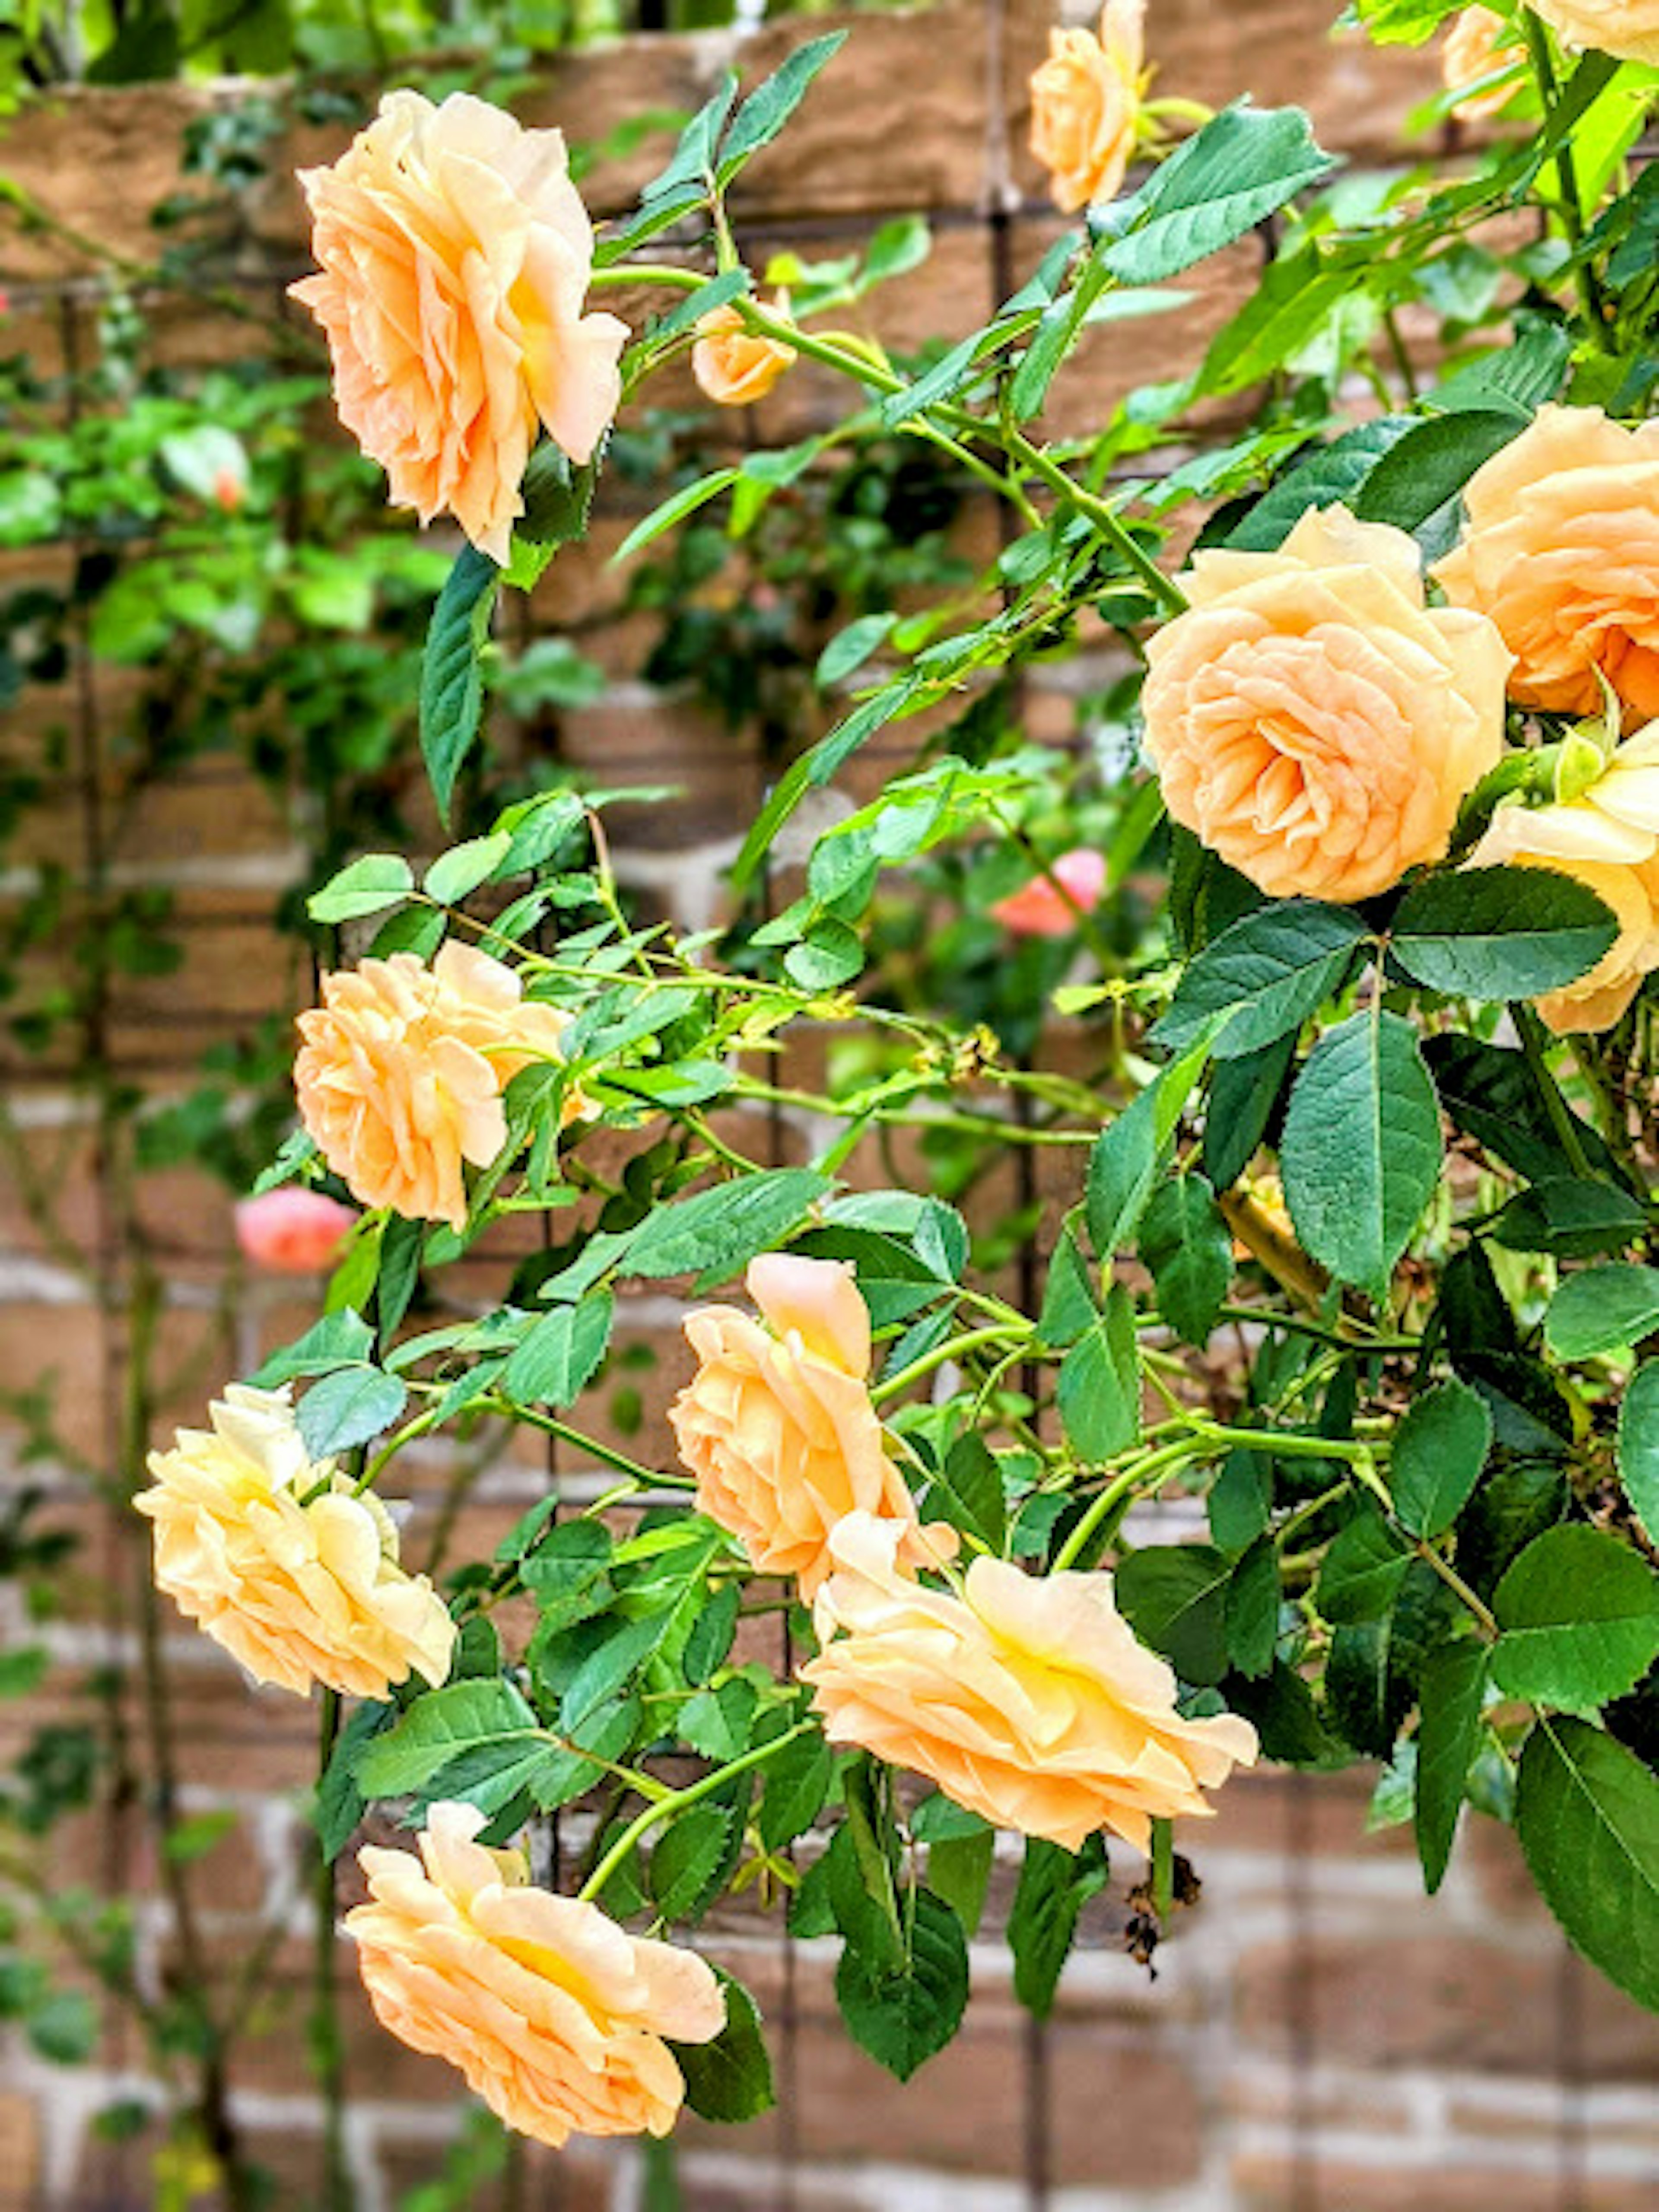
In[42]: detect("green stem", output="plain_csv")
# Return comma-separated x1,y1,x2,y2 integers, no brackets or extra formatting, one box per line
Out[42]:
870,1323,1028,1403
1004,429,1186,615
1051,1440,1195,1572
578,1723,814,1904
1520,8,1611,349
1516,1004,1595,1179
1149,1817,1174,1920
312,1690,350,2212
485,1404,697,1488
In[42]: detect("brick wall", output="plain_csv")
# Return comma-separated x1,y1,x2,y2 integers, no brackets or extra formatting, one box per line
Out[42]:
2,5,1657,2209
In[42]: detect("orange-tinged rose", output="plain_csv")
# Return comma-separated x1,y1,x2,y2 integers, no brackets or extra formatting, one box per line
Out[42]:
1467,726,1659,1030
990,847,1108,938
1030,0,1146,214
346,1802,725,2147
291,91,628,563
801,1514,1257,1853
1142,505,1510,902
1530,0,1659,63
1435,407,1659,724
692,297,797,407
134,1384,454,1699
294,941,578,1232
1443,8,1522,118
667,1255,953,1597
235,1188,357,1274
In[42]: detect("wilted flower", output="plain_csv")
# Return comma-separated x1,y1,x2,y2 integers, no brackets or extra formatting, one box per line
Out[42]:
135,1383,454,1699
347,1802,725,2146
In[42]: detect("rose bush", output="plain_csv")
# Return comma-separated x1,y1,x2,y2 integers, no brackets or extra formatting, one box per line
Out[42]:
121,0,1659,2174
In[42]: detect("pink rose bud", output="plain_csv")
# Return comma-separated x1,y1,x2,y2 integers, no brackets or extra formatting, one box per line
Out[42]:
234,1188,357,1274
213,465,245,514
989,848,1109,938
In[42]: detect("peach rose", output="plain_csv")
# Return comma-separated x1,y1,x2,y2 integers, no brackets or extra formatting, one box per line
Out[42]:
1467,725,1659,1031
801,1514,1257,1853
291,91,629,563
667,1255,953,1598
1529,0,1659,63
347,1802,725,2146
1142,505,1510,902
295,941,578,1233
1435,407,1659,724
692,296,797,407
1443,7,1522,118
134,1383,454,1698
990,848,1108,938
1030,0,1146,214
235,1188,357,1274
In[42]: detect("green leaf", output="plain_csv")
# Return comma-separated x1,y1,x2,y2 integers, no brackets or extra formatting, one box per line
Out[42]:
420,547,499,826
932,1433,1007,1553
315,1702,389,1860
521,1522,615,1634
1140,1172,1231,1347
671,1972,776,2124
622,1169,830,1284
1057,1284,1140,1463
1035,1219,1099,1351
1316,1506,1411,1626
1618,1360,1659,1542
307,853,414,925
1226,1536,1281,1678
1489,1178,1649,1260
1202,1034,1297,1191
927,1829,995,1938
1151,902,1368,1060
817,612,896,689
297,1366,407,1458
1390,1379,1492,1539
1099,104,1338,283
718,30,847,178
1414,1640,1488,1894
1390,869,1617,1000
1424,1033,1627,1189
251,1308,374,1387
425,834,513,907
356,1680,540,1799
1208,1449,1273,1554
1353,410,1520,533
1516,1716,1659,2014
1007,1836,1109,2018
612,470,739,566
1280,1007,1441,1301
651,1802,737,1922
835,1888,969,2082
1085,1088,1157,1257
502,1292,614,1410
757,1732,835,1853
1115,1544,1232,1684
27,1987,97,2065
1545,1264,1659,1360
1492,1526,1659,1710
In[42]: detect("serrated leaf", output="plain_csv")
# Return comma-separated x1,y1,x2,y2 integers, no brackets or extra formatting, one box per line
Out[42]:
1492,1526,1659,1710
835,1888,968,2082
651,1802,737,1922
1516,1716,1659,2014
1116,1544,1232,1684
1007,1836,1109,2018
1390,869,1617,1000
1414,1640,1488,1894
1140,1172,1231,1347
1618,1360,1659,1542
757,1731,835,1852
502,1292,614,1409
622,1169,830,1284
1057,1284,1140,1463
1316,1506,1411,1626
251,1308,375,1387
307,853,413,925
425,834,513,907
1489,1178,1648,1260
355,1680,540,1799
1280,1007,1441,1301
718,29,847,178
1545,1264,1659,1360
297,1366,407,1458
612,470,739,566
420,547,499,825
1390,1379,1492,1539
1099,103,1338,283
928,1829,995,1937
671,1972,775,2124
1226,1535,1281,1678
1353,409,1519,532
1152,902,1368,1060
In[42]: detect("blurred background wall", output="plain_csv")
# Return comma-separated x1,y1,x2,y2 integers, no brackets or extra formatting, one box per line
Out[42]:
0,3,1656,2207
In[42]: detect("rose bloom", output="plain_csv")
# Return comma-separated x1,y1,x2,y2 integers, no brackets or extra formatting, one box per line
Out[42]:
692,296,797,407
801,1514,1258,1853
1467,724,1659,1031
1142,504,1510,902
668,1254,953,1598
347,1802,725,2146
234,1187,357,1274
291,91,628,563
990,848,1109,938
1435,407,1659,724
295,941,578,1233
1030,0,1146,213
1530,0,1659,63
1443,7,1522,119
134,1383,454,1699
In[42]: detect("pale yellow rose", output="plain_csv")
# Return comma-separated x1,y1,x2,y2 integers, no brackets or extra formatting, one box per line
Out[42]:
1530,0,1659,63
1436,407,1659,724
692,297,797,407
1468,725,1659,1030
295,941,578,1232
1443,7,1522,118
347,1802,725,2147
1141,505,1510,902
134,1384,454,1699
667,1255,953,1597
1030,0,1146,214
290,91,629,563
801,1513,1258,1853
